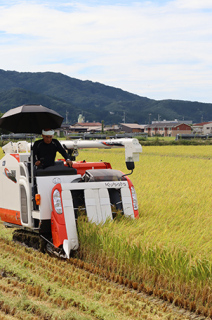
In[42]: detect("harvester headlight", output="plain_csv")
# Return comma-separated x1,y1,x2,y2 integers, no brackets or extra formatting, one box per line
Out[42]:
53,189,63,214
131,186,138,210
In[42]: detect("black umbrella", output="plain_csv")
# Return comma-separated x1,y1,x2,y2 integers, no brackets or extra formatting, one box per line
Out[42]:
0,104,64,134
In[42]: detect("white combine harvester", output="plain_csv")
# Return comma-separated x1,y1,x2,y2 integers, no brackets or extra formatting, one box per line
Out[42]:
0,105,142,258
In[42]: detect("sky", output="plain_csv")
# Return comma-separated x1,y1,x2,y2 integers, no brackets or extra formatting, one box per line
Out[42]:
0,0,212,103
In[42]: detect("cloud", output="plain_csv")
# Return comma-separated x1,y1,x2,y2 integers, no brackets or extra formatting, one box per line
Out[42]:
176,0,212,9
0,0,211,103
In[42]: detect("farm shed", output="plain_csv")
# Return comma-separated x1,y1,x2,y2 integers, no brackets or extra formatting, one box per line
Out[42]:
120,123,145,133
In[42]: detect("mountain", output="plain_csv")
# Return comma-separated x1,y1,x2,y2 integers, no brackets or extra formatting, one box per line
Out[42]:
0,69,211,124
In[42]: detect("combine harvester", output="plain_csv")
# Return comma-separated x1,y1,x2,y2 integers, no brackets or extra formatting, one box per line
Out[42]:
0,105,142,258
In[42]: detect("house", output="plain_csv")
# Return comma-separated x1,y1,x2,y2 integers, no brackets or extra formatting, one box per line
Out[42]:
74,122,102,127
144,122,192,137
104,125,120,132
120,123,145,133
192,122,212,135
69,125,88,133
70,122,102,133
54,124,71,137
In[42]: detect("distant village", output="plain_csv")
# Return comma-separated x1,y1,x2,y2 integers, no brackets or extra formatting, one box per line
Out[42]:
54,113,212,138
1,113,212,140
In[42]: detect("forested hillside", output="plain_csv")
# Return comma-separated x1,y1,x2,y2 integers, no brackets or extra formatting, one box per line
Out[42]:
0,69,211,124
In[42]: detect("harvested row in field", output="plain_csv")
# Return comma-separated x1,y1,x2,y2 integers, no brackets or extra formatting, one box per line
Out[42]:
0,228,192,320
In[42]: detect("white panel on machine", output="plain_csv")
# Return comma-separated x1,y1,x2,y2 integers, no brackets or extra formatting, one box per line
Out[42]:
0,154,21,211
84,188,112,224
121,187,134,218
61,189,79,258
99,188,112,222
19,177,32,228
84,189,99,224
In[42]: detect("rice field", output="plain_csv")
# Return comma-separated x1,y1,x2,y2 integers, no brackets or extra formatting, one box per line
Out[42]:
76,145,212,314
1,144,212,317
77,145,212,259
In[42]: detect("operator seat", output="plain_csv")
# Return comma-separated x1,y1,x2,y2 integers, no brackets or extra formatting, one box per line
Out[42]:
35,161,77,176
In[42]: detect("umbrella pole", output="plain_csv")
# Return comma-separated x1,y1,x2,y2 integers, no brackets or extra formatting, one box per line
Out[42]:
30,137,34,186
30,136,38,213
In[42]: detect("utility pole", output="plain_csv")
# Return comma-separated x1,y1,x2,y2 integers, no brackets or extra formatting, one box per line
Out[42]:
148,113,152,124
66,110,69,124
123,111,126,123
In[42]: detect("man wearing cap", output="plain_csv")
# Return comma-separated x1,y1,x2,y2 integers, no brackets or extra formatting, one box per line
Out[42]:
33,129,73,168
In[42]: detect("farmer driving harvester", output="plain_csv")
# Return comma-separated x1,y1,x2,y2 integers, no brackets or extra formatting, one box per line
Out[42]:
33,129,73,169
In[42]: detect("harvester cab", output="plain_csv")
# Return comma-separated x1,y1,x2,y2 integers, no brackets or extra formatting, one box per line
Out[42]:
0,138,142,258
